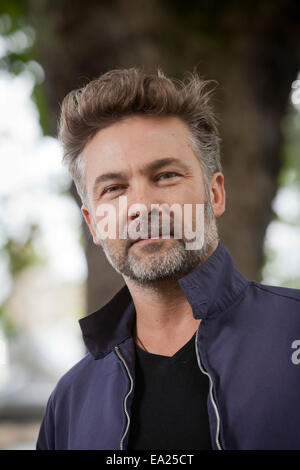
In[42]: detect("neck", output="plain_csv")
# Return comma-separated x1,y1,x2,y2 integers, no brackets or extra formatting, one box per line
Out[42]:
126,277,201,356
123,243,217,356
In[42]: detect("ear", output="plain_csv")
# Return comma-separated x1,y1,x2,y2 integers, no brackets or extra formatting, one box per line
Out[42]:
210,172,226,219
81,205,101,246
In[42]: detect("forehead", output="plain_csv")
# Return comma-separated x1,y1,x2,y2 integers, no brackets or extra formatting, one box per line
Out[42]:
82,115,197,175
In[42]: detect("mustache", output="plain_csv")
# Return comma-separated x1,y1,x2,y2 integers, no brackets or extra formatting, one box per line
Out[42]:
128,211,176,246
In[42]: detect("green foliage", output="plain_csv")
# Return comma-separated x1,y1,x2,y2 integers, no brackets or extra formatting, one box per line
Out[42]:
0,303,20,339
0,224,44,277
0,0,28,31
279,277,300,289
0,3,60,338
0,1,50,134
262,103,300,288
279,106,300,186
31,79,50,135
0,224,45,336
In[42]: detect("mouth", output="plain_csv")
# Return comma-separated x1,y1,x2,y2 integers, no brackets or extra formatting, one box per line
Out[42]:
132,237,162,246
131,235,173,247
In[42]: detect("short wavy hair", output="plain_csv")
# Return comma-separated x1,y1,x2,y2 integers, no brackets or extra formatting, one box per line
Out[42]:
58,68,222,208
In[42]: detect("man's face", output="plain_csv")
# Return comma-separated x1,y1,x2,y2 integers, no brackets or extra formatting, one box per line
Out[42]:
82,115,224,285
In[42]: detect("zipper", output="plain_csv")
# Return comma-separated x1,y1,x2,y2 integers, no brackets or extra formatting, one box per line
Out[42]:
195,326,222,450
114,345,134,450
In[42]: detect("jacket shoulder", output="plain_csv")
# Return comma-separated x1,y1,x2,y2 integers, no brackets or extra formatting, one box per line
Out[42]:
47,353,94,401
50,348,119,404
250,281,300,303
36,353,96,450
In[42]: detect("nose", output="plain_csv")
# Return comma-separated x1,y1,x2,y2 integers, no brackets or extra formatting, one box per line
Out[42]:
126,180,161,222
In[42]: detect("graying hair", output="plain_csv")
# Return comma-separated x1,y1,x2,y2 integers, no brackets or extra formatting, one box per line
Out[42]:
58,68,222,209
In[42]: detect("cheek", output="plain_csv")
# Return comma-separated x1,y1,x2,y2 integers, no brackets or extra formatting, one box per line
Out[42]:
169,182,205,205
102,238,127,257
177,185,205,205
93,202,122,239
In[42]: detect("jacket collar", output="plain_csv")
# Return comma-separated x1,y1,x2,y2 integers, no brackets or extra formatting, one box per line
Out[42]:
79,240,249,359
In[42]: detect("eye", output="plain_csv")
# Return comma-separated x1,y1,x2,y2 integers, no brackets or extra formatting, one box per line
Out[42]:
102,185,124,195
156,172,180,181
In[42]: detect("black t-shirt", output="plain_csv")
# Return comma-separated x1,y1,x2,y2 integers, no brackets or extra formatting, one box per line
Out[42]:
127,332,212,450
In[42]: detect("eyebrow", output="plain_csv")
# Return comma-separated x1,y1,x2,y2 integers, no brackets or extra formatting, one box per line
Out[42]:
92,157,190,199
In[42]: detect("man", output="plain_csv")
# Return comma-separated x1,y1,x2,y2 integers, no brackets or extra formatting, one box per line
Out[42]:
36,68,300,450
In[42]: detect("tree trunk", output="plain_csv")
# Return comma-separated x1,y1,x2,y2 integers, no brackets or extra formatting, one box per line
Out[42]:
28,0,300,313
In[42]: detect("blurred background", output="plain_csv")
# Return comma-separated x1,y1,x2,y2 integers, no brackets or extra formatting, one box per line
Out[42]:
0,0,299,450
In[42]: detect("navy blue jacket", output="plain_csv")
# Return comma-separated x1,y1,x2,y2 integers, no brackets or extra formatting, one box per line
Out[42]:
36,240,300,450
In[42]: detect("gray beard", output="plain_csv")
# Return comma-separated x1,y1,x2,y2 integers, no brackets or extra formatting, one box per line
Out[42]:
98,206,219,286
